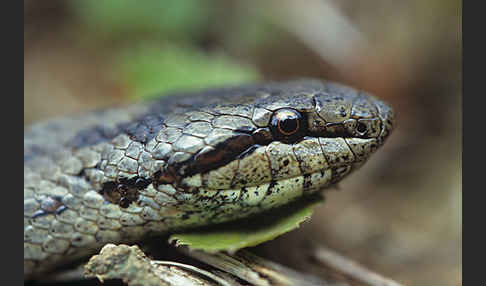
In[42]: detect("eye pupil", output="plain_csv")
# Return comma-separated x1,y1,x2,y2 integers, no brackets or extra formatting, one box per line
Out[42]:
356,122,367,134
279,117,299,135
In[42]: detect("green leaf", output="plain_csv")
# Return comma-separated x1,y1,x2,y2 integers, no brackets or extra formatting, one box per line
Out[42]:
169,195,324,253
113,44,260,100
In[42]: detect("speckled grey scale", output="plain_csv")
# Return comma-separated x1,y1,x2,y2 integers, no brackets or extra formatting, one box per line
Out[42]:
24,78,394,279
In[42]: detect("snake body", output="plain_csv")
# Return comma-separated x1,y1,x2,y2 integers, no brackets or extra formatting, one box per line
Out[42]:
24,79,394,279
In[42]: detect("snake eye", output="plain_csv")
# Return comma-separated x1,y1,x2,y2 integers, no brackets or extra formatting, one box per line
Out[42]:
270,108,305,143
356,122,368,136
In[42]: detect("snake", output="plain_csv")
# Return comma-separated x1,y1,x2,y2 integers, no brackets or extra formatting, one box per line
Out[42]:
24,78,394,279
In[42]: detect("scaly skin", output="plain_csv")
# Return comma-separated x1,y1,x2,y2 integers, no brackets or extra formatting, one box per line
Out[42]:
24,79,394,279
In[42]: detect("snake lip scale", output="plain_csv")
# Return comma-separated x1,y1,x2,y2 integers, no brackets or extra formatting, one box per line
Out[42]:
24,78,395,279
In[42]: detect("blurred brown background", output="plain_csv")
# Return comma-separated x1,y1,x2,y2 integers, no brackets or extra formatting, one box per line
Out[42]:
24,0,461,285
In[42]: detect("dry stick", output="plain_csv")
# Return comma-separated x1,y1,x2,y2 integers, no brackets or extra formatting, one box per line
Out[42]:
151,260,233,286
84,244,213,286
310,245,403,286
179,247,336,286
84,244,402,286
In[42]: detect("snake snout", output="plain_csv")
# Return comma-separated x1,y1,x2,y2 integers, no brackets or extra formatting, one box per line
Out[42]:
373,98,395,144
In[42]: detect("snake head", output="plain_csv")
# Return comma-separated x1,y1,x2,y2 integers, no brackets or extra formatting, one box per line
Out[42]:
151,79,394,222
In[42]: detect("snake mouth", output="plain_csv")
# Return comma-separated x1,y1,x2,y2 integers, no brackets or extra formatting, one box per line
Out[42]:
155,159,367,223
100,135,381,208
171,136,380,193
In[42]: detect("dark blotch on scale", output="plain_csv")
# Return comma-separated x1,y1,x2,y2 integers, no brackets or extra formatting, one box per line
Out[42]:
330,166,351,184
119,176,152,189
265,180,277,196
68,125,119,149
67,114,164,150
181,210,195,220
31,196,67,218
153,168,177,189
121,114,165,144
100,176,153,208
302,174,313,191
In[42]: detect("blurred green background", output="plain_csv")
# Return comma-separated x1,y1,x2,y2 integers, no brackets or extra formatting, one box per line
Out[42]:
24,0,461,285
